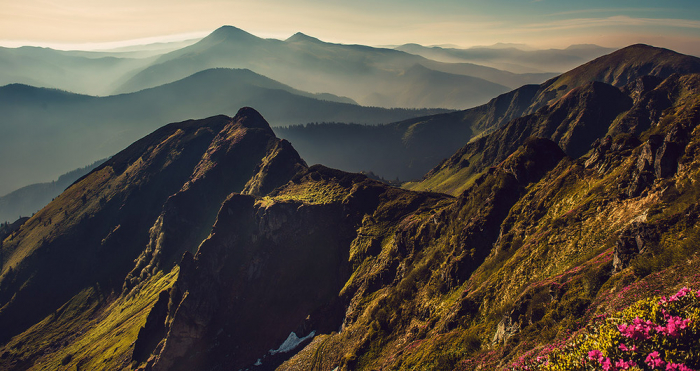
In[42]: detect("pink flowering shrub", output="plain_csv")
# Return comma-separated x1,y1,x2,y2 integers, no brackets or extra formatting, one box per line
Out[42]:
510,287,700,370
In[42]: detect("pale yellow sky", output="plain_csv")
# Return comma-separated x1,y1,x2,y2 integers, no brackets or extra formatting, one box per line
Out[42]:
1,0,699,54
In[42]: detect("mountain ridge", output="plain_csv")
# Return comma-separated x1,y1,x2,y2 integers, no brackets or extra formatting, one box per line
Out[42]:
0,67,448,196
3,44,700,371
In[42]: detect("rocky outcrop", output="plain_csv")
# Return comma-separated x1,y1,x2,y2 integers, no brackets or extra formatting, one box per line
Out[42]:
124,108,307,293
585,134,641,173
627,123,688,197
140,175,366,370
613,222,657,272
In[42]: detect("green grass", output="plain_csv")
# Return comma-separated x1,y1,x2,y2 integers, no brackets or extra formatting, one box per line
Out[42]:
0,268,178,370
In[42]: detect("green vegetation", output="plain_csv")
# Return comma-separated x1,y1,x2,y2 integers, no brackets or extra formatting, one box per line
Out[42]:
0,269,177,370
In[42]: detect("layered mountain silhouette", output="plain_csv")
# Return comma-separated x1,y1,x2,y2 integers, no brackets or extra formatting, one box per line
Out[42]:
0,68,448,196
395,43,615,73
114,26,516,108
2,43,700,371
0,46,157,95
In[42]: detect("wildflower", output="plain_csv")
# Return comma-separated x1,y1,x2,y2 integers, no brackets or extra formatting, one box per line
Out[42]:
646,351,666,369
670,287,692,302
588,349,603,362
665,362,695,371
616,359,637,369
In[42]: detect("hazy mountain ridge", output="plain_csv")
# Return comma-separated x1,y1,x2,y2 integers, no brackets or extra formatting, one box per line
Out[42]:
395,43,616,73
114,25,519,109
0,68,448,196
0,46,158,95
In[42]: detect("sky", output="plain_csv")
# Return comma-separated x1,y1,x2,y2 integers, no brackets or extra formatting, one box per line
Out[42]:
0,0,699,54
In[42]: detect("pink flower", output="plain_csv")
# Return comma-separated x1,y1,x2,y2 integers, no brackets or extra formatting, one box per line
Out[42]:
601,357,613,371
666,362,695,371
619,343,629,352
588,349,604,362
670,287,692,302
646,351,666,369
616,359,637,369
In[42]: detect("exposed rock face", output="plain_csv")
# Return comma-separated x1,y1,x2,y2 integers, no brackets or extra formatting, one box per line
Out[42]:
613,222,657,272
124,108,307,293
141,169,373,371
585,134,641,173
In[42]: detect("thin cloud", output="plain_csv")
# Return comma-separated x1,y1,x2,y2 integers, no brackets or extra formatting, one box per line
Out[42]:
521,16,700,32
544,8,675,17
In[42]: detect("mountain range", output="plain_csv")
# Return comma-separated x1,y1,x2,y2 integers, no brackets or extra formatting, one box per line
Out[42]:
278,44,700,185
113,26,512,109
0,68,449,197
1,42,700,370
395,43,616,73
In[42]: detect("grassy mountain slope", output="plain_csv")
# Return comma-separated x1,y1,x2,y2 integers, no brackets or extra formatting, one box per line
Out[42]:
0,109,307,369
0,159,106,223
114,26,511,109
133,78,700,369
0,68,446,196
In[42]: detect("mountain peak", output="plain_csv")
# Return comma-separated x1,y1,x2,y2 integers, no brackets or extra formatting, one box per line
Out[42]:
285,32,323,44
205,25,259,42
232,107,273,131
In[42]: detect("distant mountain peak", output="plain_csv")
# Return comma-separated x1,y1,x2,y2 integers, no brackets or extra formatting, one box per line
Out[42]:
285,32,323,44
205,25,259,42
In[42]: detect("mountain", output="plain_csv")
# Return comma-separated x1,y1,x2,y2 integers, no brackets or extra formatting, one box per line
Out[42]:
0,28,556,109
113,26,515,109
418,59,557,89
0,46,158,95
0,68,448,196
278,45,700,184
3,68,700,369
0,159,106,223
3,45,700,371
0,108,307,349
395,43,616,73
408,45,700,195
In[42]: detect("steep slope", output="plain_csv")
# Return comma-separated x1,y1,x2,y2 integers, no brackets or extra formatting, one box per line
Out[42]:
526,44,700,114
0,159,106,223
408,48,700,196
114,26,509,109
0,69,446,196
0,108,306,363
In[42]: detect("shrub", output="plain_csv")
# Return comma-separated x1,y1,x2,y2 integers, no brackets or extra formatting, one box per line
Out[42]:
511,286,700,370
